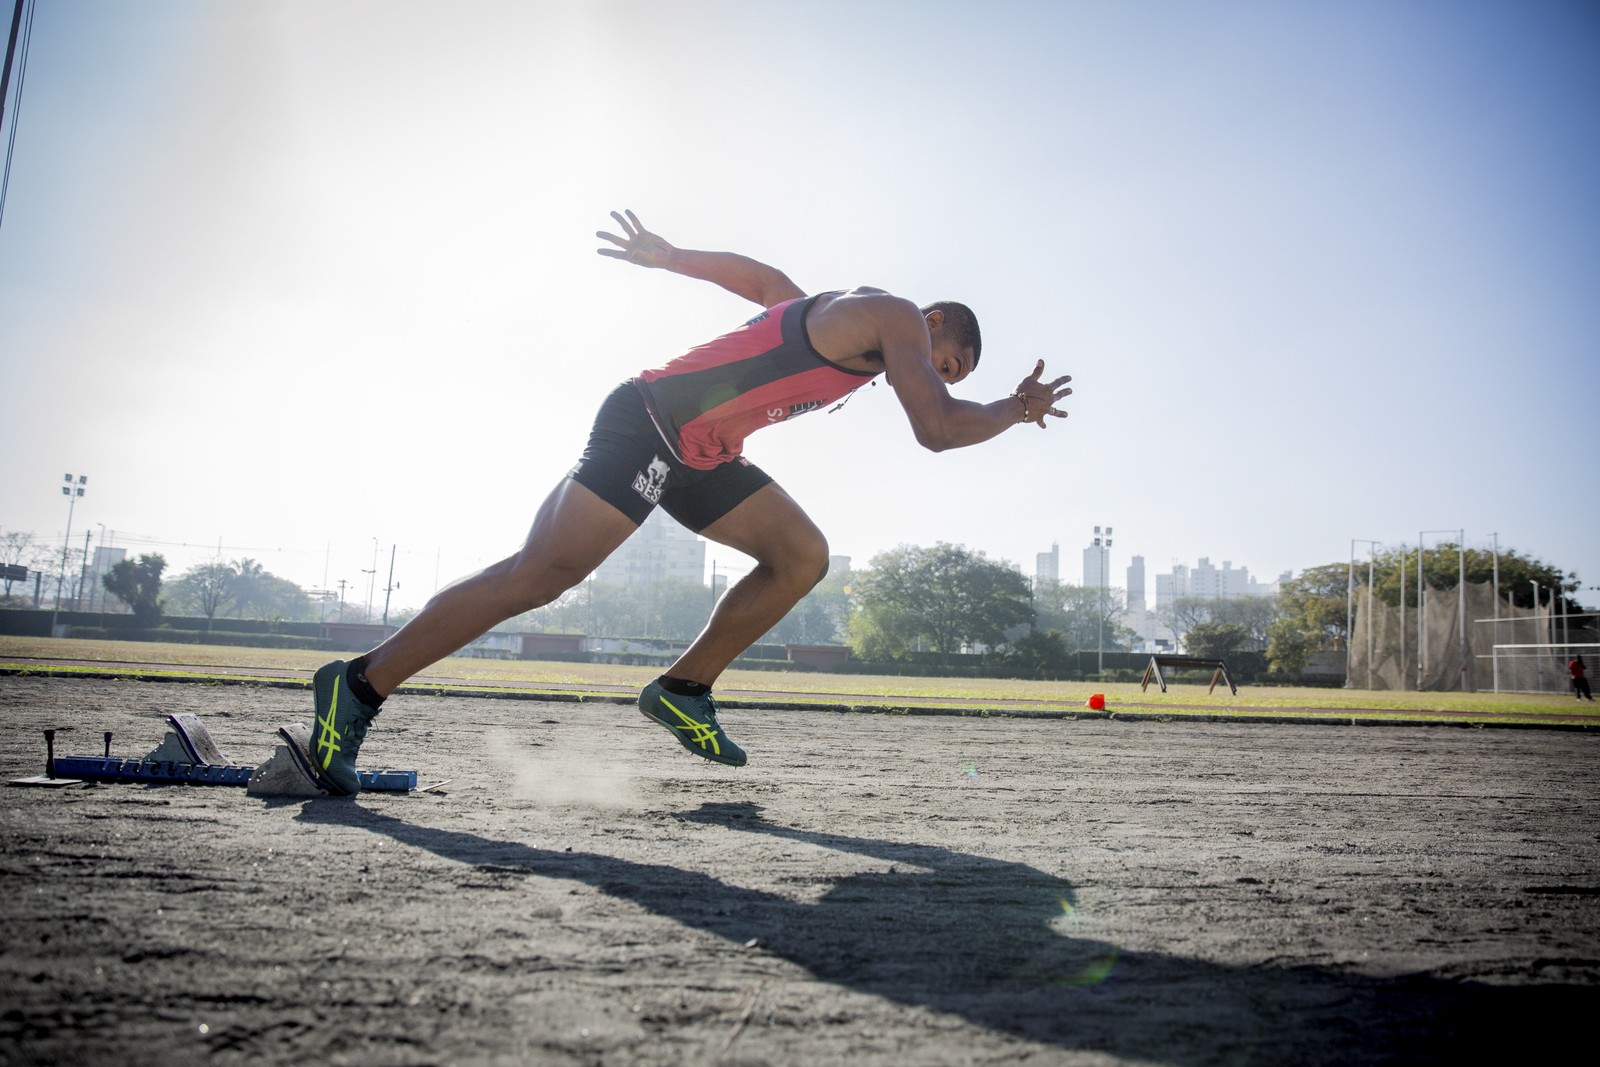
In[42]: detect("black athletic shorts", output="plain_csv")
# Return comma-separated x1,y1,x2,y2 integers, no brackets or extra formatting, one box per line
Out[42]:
566,381,774,533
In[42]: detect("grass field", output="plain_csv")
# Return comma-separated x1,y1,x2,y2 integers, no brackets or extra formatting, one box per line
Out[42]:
3,635,1597,727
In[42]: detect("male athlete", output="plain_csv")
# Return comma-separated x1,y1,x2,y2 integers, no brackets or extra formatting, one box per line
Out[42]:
302,209,1073,794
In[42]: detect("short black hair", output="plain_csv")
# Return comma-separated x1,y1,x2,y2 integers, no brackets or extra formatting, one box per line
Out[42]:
920,300,982,367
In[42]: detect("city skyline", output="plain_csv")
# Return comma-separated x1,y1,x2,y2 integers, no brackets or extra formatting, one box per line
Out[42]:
3,2,1595,616
0,509,1488,620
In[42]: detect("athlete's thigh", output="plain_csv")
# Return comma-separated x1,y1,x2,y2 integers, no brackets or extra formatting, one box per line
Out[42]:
696,481,827,568
515,476,641,579
526,382,661,576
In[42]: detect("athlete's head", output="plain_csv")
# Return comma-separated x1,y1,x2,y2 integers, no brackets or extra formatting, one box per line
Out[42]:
921,300,981,383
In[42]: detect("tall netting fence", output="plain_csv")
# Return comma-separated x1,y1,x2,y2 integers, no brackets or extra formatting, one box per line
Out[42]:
1474,612,1600,695
1346,581,1595,692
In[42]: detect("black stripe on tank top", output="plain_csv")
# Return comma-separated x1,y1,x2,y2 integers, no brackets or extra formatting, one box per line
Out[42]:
641,297,875,425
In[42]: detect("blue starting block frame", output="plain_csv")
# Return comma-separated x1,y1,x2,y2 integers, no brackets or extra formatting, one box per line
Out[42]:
22,715,418,794
54,757,255,786
51,756,418,792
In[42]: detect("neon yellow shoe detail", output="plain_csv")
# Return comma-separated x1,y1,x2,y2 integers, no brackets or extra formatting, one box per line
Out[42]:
639,682,747,767
309,660,380,795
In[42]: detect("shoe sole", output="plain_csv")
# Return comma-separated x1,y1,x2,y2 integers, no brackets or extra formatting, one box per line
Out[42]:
278,722,354,797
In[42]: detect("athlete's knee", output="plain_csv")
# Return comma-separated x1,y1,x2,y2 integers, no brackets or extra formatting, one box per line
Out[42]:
500,553,588,611
814,553,831,587
783,526,830,591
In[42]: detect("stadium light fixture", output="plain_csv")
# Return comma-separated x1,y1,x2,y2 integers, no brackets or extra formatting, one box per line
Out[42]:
52,473,88,632
1093,524,1113,676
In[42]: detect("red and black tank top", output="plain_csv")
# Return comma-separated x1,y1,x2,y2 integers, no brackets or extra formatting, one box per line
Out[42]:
632,292,879,470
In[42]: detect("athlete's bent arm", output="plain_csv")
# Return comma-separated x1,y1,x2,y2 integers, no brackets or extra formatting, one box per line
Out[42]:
868,297,1072,452
596,209,804,309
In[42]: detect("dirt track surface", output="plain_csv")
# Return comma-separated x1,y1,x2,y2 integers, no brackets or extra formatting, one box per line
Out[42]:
2,674,1597,1066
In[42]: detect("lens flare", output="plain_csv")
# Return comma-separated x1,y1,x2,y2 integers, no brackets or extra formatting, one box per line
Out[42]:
1045,897,1120,986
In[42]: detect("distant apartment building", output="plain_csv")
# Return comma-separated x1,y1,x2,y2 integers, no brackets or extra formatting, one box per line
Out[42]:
1081,541,1109,589
1035,543,1059,585
1154,557,1286,608
1126,554,1146,612
592,509,706,587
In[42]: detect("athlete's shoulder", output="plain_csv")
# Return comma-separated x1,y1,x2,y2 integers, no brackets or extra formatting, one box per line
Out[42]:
817,287,917,315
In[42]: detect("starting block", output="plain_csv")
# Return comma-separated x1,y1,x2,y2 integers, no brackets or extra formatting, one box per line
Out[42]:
1140,655,1237,696
16,714,416,796
248,723,417,796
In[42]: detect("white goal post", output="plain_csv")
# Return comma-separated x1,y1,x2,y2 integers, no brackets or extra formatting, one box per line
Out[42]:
1481,642,1600,695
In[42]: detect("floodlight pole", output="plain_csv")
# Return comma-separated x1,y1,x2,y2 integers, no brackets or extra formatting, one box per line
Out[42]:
92,523,109,615
1092,524,1113,677
381,543,397,628
52,473,87,634
76,530,90,612
364,537,379,622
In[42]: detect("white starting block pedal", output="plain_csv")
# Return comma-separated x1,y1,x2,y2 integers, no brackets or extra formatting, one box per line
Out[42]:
144,713,235,766
55,712,253,785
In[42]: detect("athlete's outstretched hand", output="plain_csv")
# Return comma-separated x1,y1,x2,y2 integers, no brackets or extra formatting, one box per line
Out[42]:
1013,360,1073,428
596,209,676,269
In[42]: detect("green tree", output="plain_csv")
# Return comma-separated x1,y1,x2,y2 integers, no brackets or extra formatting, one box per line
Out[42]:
1032,581,1133,653
1002,629,1071,676
1364,544,1575,611
524,578,713,640
103,554,166,626
242,570,316,622
165,561,238,627
852,543,1031,659
1,530,35,600
1265,563,1347,675
641,578,716,641
766,566,855,646
231,558,269,617
1163,596,1277,650
1183,621,1250,660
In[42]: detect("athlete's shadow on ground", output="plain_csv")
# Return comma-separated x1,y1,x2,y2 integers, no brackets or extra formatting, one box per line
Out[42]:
297,801,1578,1065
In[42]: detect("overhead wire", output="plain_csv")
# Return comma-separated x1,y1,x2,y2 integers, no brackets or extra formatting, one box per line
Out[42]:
0,0,36,233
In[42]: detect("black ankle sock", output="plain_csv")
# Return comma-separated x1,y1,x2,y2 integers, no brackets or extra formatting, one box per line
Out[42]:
656,674,711,698
347,656,385,709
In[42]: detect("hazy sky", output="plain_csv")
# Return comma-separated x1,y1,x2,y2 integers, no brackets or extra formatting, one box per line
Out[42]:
2,0,1597,615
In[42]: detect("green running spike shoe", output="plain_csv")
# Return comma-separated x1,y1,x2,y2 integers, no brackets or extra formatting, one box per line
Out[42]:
639,681,747,767
309,660,380,795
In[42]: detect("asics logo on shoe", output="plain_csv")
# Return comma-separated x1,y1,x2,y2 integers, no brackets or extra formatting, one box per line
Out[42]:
659,696,722,756
316,693,342,770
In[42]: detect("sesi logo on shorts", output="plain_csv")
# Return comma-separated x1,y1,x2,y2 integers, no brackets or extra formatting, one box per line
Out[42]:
633,456,669,503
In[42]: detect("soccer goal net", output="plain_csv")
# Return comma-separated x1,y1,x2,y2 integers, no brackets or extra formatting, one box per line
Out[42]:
1474,613,1600,695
